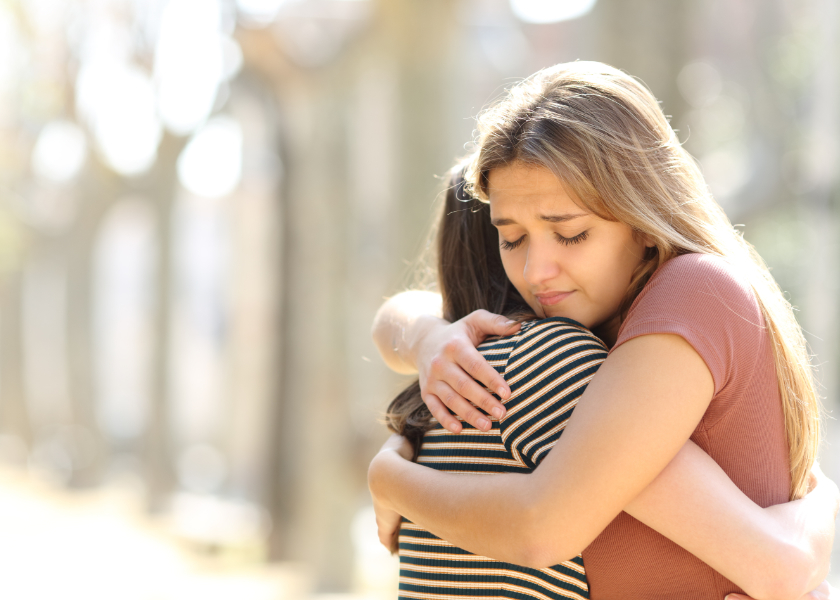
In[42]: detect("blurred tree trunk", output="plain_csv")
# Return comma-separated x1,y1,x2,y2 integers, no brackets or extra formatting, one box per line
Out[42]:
144,133,185,512
64,165,121,488
800,0,839,417
0,268,30,452
262,0,458,591
593,0,690,127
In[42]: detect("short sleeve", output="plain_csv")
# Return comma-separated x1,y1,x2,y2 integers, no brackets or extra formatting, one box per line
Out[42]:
499,318,607,470
613,254,766,426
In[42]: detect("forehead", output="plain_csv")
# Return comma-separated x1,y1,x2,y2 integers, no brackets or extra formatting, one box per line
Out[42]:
487,163,586,217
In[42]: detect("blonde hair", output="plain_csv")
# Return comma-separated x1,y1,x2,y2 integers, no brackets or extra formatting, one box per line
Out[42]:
465,61,820,500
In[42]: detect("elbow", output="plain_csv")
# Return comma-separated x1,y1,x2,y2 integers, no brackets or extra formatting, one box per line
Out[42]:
506,498,582,570
739,544,819,600
371,314,414,375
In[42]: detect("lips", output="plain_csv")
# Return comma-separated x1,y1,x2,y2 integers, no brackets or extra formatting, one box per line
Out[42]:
534,291,574,306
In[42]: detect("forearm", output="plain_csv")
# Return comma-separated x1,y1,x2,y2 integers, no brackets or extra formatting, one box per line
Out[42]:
369,441,639,568
761,467,837,592
368,449,565,565
626,443,836,600
371,291,443,374
370,334,716,567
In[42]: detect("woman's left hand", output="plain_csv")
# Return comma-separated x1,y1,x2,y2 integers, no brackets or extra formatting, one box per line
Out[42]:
373,495,402,554
726,580,837,600
369,434,414,553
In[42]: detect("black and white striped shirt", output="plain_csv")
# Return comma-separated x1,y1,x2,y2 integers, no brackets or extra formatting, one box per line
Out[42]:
398,318,607,600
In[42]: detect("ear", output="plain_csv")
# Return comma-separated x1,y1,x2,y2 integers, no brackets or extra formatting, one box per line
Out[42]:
633,230,656,249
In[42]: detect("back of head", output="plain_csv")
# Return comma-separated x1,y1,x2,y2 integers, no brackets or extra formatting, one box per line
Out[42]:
385,165,532,456
437,167,531,322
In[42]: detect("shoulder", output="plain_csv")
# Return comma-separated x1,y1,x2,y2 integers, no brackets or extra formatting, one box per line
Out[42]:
636,253,759,317
506,318,607,379
515,318,608,352
653,253,750,292
617,253,765,396
500,319,606,467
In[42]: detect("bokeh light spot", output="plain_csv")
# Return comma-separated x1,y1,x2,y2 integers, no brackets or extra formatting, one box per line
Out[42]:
177,117,243,198
31,120,88,183
76,60,162,176
510,0,597,24
155,0,224,135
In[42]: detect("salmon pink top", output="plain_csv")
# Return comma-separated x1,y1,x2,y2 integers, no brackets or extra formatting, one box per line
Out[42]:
581,253,791,600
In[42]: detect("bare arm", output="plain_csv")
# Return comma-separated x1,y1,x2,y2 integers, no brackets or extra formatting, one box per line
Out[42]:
368,333,838,600
626,443,837,600
372,291,518,431
370,334,712,560
371,291,443,374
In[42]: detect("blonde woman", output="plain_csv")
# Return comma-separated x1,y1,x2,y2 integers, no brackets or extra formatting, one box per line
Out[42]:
368,62,838,599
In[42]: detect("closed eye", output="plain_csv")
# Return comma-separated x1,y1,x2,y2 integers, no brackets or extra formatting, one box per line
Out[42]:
499,236,525,251
556,230,588,246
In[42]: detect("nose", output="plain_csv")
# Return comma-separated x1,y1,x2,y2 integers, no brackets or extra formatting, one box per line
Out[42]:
522,237,562,288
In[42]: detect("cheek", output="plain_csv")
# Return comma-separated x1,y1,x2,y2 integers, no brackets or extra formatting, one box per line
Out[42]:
500,250,521,285
500,252,540,308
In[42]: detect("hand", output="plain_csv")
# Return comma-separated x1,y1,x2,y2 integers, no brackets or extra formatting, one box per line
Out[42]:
726,580,837,600
810,462,840,519
413,310,520,432
369,435,414,553
373,495,402,554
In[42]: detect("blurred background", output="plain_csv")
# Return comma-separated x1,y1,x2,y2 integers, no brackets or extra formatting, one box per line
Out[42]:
0,0,837,597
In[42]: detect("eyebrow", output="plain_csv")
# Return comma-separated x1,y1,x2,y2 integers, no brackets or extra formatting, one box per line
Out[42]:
491,213,588,227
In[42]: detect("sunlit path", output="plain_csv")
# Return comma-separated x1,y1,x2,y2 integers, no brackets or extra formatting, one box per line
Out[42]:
0,467,396,600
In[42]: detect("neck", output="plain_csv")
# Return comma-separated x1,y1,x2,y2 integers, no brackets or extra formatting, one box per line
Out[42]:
594,314,622,348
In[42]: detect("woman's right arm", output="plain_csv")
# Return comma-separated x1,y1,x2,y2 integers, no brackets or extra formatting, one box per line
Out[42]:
370,294,838,600
371,293,839,598
372,291,518,432
370,436,838,600
624,442,838,599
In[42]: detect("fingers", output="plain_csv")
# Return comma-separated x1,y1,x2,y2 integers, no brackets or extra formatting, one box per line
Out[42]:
416,309,518,432
432,349,508,408
424,393,463,433
465,309,522,342
426,385,494,432
376,517,400,554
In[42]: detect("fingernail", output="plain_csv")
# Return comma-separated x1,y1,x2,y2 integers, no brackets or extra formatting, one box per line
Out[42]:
497,386,509,399
491,407,504,419
477,417,491,430
505,320,517,327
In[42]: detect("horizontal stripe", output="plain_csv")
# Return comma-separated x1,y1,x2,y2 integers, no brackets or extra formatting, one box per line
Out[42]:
399,577,588,600
400,319,599,600
400,562,588,589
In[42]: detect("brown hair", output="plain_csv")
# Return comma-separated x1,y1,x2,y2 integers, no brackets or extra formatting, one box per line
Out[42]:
384,165,532,459
464,61,819,499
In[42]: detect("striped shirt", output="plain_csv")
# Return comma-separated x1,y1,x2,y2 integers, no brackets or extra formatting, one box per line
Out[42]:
398,317,608,600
